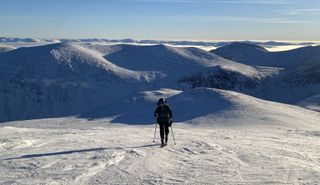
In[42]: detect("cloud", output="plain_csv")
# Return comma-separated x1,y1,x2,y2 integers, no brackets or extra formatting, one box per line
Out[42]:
165,15,310,24
275,8,320,15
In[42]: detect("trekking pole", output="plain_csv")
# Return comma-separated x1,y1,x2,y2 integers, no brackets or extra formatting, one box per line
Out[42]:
170,126,176,145
153,123,157,143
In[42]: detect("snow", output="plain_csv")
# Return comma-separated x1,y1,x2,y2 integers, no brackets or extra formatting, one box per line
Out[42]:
1,111,319,184
298,94,320,112
0,43,169,122
1,42,261,122
211,43,320,68
1,40,320,184
257,57,320,105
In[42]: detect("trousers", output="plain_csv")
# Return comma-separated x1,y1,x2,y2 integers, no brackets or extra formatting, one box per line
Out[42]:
159,122,169,143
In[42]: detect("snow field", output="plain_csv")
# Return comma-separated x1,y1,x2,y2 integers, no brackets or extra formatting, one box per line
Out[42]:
0,119,319,185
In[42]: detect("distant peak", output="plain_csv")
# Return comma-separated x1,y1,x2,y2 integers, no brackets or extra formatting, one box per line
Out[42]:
224,42,268,52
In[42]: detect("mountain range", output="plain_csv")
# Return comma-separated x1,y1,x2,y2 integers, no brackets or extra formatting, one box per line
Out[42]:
0,41,320,123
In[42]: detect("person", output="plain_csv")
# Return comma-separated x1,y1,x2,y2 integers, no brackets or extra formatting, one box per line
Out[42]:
154,98,172,146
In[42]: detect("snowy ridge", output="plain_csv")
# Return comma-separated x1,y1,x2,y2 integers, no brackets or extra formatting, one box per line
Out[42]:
212,42,320,68
0,43,159,82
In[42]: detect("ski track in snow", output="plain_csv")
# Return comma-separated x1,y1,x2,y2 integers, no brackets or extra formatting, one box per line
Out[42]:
1,120,320,185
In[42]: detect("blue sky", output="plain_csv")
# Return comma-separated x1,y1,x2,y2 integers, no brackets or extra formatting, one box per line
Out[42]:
0,0,319,41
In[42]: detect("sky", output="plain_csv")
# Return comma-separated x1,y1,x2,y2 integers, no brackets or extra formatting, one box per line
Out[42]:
0,0,319,41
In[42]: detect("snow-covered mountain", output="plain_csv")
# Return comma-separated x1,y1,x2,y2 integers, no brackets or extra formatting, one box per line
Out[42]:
1,41,320,122
0,43,157,81
210,42,320,109
0,43,162,122
211,42,320,68
83,44,258,89
0,42,259,122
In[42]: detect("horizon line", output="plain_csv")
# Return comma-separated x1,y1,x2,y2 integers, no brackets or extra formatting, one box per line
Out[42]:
1,36,320,43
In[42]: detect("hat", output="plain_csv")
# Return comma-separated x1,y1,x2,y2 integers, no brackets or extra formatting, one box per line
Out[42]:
157,98,165,105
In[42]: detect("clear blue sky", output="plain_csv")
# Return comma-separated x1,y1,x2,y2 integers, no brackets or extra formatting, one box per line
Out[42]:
0,0,319,41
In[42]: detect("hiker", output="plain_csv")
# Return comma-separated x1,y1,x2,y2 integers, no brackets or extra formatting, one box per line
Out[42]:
154,98,172,146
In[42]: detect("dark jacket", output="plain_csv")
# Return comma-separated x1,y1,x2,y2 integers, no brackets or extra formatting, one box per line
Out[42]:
154,105,172,124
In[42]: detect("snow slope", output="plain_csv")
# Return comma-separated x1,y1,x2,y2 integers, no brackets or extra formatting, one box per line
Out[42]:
177,65,261,92
258,58,320,104
298,94,320,111
83,87,320,129
211,42,320,110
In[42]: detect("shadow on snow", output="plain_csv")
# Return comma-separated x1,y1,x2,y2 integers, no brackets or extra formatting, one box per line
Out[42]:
3,144,159,160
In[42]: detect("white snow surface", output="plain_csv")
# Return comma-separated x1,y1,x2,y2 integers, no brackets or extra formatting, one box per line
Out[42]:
1,88,320,184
